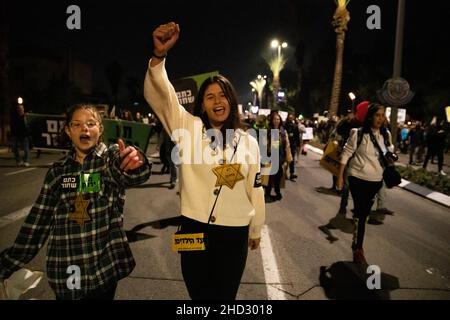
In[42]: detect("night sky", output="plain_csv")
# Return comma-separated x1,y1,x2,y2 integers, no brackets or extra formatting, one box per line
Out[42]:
4,0,450,117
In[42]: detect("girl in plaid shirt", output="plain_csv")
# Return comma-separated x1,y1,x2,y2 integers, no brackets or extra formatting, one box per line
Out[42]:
0,104,151,299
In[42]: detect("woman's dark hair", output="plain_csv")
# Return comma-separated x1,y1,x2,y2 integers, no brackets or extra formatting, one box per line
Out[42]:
193,75,242,145
268,111,282,129
363,103,384,131
60,104,104,147
363,102,390,145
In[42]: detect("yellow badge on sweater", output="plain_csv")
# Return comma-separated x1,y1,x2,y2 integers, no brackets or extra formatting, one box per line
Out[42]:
212,162,244,189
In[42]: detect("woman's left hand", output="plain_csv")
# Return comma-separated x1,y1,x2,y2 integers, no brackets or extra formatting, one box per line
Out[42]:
118,139,145,172
249,238,261,250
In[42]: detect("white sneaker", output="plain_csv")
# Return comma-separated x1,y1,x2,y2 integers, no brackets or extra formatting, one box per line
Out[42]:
23,162,30,167
439,170,447,176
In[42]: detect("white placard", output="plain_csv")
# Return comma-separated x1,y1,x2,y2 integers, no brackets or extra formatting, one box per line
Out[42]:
278,111,288,122
386,107,407,123
258,109,271,116
302,127,314,140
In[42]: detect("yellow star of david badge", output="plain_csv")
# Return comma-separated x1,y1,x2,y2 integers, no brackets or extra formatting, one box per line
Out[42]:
212,162,244,189
68,193,91,227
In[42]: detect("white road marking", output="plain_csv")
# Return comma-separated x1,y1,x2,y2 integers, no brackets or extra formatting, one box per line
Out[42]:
4,168,36,176
0,206,32,228
260,225,287,300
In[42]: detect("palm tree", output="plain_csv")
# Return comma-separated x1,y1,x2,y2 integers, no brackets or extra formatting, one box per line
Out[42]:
264,53,286,109
328,0,351,117
0,0,11,144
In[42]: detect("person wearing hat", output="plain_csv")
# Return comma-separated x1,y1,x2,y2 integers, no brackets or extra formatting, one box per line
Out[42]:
336,103,394,264
335,101,369,215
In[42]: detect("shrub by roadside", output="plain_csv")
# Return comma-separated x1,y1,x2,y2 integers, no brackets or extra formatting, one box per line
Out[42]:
396,166,450,196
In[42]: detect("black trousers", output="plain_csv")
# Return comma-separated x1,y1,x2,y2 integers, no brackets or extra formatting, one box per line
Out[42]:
348,176,383,250
423,148,444,171
267,162,283,196
179,216,249,300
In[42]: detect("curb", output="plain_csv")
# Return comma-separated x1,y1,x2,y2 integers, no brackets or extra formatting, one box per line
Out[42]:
305,144,450,208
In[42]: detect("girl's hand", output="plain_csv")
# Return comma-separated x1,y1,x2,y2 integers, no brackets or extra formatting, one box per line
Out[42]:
118,139,145,172
249,238,261,250
152,22,180,57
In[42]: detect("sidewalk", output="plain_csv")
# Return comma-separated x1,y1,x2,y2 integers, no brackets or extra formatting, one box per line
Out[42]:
306,144,450,209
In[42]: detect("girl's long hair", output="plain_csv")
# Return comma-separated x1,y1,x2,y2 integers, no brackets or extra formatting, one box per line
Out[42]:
193,75,242,146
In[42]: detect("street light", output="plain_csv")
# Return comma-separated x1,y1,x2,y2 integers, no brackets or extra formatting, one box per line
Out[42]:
348,92,356,111
251,105,259,114
271,39,288,60
17,97,23,105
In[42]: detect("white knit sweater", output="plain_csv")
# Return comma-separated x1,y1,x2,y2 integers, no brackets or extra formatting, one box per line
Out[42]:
144,59,265,239
340,128,394,182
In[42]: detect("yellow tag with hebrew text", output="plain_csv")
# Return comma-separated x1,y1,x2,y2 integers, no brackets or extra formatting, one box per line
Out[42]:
172,233,206,252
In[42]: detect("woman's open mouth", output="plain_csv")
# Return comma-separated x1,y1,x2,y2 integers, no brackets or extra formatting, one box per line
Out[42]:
213,106,225,116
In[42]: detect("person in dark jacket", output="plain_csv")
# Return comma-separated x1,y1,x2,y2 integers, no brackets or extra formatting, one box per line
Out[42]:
10,104,31,166
284,114,300,180
423,120,447,175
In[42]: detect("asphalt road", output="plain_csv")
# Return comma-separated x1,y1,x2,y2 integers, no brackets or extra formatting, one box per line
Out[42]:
0,146,449,300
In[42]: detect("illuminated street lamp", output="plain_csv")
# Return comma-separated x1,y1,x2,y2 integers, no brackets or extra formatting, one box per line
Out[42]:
348,92,356,110
17,97,23,105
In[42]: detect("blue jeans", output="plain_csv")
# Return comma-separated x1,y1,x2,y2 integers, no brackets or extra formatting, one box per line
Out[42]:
12,136,30,163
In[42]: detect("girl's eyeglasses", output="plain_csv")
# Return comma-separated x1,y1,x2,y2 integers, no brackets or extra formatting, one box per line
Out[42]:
69,120,99,129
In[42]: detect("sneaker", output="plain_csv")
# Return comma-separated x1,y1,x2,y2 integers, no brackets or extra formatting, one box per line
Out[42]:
377,208,394,215
17,161,24,167
353,249,367,264
23,162,30,167
290,174,298,180
440,170,447,176
168,182,176,189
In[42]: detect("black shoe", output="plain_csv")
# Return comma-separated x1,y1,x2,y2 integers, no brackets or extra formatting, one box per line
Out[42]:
274,194,282,201
168,182,176,189
368,217,383,225
377,208,394,215
290,174,298,179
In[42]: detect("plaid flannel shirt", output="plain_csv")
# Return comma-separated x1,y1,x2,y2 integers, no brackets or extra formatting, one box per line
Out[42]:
0,143,151,299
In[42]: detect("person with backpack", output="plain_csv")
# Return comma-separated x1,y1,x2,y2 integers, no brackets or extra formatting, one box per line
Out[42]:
335,101,369,215
336,103,394,264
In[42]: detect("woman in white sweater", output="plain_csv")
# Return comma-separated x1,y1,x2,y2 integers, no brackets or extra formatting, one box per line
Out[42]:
337,103,394,264
143,22,265,300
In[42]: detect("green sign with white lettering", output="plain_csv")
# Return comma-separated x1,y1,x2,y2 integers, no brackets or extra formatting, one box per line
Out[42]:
25,113,153,152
